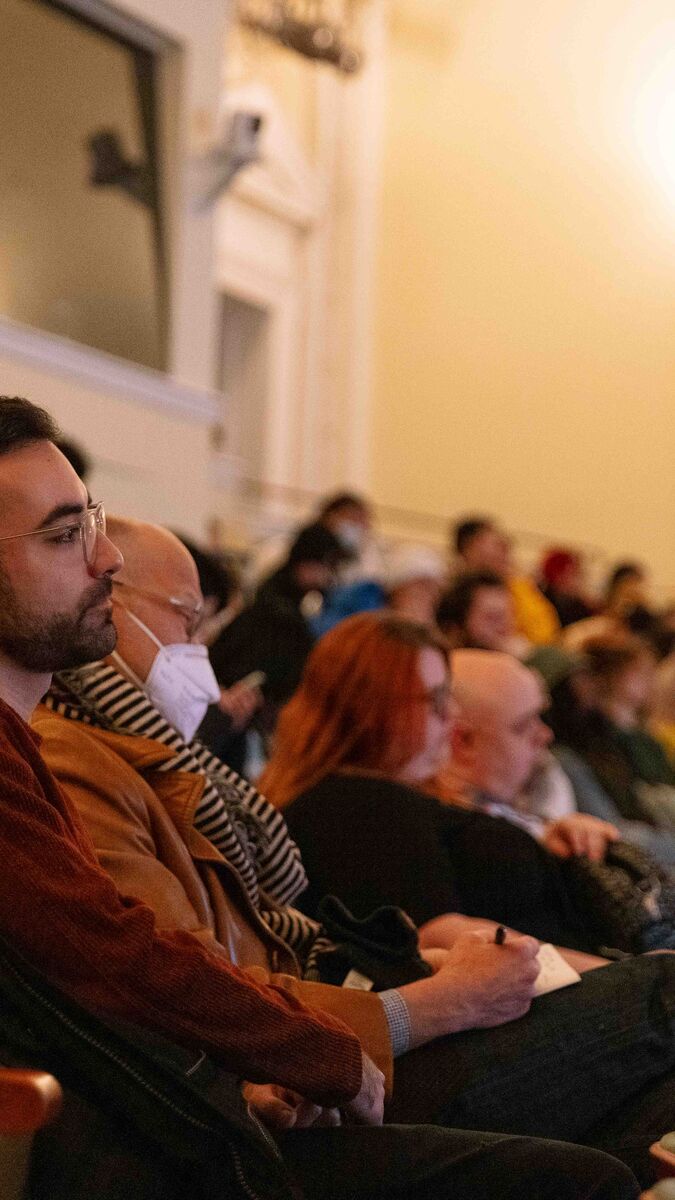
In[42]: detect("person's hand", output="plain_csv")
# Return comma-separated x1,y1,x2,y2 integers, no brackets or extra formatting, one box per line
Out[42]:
218,682,263,731
543,814,619,862
342,1052,385,1125
243,1083,341,1131
419,912,502,951
400,931,540,1045
419,946,455,972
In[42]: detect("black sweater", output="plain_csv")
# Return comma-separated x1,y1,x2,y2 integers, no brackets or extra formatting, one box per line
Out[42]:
285,773,592,951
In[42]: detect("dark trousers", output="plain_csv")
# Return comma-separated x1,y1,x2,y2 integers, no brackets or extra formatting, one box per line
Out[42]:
281,1125,639,1200
386,955,675,1184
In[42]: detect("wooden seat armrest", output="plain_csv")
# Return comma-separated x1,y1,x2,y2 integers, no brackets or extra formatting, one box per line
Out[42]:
0,1070,62,1134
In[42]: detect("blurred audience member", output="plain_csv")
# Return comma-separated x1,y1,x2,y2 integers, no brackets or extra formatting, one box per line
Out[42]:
580,634,675,824
562,561,653,651
211,523,351,745
530,645,675,867
605,562,650,618
383,543,447,627
249,490,381,587
454,516,511,575
546,634,675,834
652,649,675,766
539,548,595,627
313,541,447,637
315,491,381,577
174,532,241,642
437,570,526,654
452,515,560,645
171,532,259,768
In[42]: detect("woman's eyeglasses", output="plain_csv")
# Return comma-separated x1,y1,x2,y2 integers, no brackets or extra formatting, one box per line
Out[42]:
417,684,452,720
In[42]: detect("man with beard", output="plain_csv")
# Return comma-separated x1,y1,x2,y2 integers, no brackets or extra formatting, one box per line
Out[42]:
0,395,639,1200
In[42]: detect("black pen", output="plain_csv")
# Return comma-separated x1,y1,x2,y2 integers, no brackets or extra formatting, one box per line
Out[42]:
495,925,507,945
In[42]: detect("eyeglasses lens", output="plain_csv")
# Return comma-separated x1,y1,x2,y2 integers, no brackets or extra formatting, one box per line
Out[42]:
83,505,105,565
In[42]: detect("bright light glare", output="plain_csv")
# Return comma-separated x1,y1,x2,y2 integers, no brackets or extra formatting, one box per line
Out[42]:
632,48,675,202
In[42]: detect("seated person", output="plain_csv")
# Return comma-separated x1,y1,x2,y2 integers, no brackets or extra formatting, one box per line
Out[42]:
312,541,447,638
652,647,675,766
529,645,675,866
261,614,617,945
562,561,653,650
210,522,351,749
248,491,382,588
31,518,675,1182
381,543,448,629
539,548,596,628
452,515,560,645
560,633,675,828
436,569,527,655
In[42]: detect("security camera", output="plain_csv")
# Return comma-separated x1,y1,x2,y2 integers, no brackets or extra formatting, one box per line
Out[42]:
197,111,263,210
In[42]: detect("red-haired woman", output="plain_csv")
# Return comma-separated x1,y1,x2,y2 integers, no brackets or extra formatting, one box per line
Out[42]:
260,613,590,947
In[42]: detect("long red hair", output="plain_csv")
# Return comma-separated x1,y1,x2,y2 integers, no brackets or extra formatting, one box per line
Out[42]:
260,612,448,809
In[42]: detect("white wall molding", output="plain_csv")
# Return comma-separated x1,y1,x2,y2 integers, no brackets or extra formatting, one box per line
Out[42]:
212,25,388,542
0,316,220,424
214,83,321,514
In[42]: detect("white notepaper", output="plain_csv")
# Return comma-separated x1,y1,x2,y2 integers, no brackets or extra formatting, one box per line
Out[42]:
534,944,582,996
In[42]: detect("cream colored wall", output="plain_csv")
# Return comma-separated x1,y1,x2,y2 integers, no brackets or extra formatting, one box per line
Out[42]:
372,0,675,593
0,353,212,537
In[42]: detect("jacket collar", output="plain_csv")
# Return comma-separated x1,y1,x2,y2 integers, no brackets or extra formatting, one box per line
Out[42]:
35,705,222,860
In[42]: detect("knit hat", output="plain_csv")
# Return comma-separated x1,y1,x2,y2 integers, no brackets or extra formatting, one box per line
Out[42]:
384,543,447,593
540,548,579,588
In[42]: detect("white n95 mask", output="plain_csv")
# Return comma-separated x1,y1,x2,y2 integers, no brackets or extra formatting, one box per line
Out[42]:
114,611,221,743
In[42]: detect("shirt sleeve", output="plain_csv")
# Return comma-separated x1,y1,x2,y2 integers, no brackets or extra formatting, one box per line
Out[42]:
379,989,411,1057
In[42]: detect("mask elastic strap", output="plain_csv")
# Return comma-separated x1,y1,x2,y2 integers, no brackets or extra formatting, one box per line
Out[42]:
122,608,164,650
111,608,164,693
110,651,147,694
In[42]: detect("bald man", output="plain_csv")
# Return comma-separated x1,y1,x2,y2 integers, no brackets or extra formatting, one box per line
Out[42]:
443,650,619,861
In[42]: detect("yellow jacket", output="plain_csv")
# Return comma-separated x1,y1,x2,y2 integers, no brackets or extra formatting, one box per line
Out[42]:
508,576,561,645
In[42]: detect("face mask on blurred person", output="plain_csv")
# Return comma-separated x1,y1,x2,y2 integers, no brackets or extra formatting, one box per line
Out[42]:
113,611,220,742
333,521,365,554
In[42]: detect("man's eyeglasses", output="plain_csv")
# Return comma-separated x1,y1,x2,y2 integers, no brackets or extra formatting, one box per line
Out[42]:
0,502,106,567
113,580,204,638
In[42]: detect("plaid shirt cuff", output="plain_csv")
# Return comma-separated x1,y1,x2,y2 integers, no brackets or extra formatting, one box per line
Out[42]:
379,989,411,1057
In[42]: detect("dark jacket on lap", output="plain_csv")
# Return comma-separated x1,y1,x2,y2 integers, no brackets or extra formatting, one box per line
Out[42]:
285,773,592,950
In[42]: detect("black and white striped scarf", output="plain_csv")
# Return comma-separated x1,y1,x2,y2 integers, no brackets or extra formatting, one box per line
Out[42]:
44,661,322,961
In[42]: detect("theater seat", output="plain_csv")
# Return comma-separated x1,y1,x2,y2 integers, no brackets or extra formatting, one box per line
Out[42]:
0,1069,62,1200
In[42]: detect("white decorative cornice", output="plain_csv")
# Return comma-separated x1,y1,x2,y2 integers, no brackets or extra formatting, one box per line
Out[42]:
0,316,220,424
